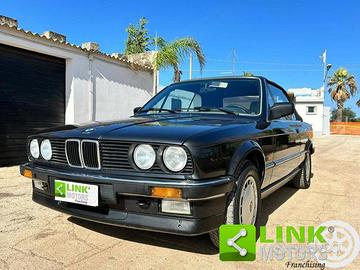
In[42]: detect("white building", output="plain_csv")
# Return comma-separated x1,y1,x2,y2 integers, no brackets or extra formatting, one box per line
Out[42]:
0,15,153,166
288,87,330,137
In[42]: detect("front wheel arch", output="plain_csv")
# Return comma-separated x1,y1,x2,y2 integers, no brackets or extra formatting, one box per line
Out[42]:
228,140,266,185
209,161,262,247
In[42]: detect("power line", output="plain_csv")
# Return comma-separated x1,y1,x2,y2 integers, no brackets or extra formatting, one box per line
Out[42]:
206,57,320,66
182,69,321,72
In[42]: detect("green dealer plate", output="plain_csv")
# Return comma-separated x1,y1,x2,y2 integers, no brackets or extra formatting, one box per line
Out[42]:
54,180,98,207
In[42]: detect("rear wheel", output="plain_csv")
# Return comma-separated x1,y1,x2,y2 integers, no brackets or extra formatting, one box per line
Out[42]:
209,161,261,247
291,152,311,189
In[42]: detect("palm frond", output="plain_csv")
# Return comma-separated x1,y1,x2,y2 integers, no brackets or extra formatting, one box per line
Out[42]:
153,47,178,70
153,37,206,83
151,37,167,49
329,88,336,98
345,75,357,96
167,37,206,71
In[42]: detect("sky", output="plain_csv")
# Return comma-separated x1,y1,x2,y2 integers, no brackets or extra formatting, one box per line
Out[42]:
1,0,360,115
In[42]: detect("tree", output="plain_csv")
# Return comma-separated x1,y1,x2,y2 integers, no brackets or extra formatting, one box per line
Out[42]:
327,67,358,121
124,17,150,55
153,37,205,83
123,18,205,93
331,107,357,122
243,72,254,77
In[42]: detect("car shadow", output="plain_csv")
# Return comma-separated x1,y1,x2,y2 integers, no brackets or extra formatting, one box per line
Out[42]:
257,185,299,228
68,185,298,255
68,216,218,255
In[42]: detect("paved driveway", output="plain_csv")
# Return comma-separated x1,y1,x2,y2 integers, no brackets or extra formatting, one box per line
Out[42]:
0,135,359,269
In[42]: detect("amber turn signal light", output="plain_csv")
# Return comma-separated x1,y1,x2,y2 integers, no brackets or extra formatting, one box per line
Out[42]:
22,169,33,179
151,187,182,199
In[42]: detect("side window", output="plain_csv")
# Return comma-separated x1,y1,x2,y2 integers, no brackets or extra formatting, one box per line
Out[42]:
268,84,290,103
268,83,296,121
267,87,275,108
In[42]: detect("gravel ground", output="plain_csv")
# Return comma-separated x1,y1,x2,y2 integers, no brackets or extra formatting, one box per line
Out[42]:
0,135,359,270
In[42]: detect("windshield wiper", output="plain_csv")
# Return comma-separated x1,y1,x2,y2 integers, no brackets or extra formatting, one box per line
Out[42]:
192,106,237,115
138,108,177,114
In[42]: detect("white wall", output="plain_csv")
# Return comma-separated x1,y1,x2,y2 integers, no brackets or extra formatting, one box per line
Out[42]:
295,102,325,137
91,58,152,122
323,106,331,136
0,27,153,125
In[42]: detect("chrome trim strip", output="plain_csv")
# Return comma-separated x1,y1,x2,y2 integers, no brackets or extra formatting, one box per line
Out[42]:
80,140,101,170
265,162,275,169
65,139,83,168
273,150,307,167
261,168,301,199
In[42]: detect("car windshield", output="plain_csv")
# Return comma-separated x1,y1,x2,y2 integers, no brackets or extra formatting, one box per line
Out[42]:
138,78,261,116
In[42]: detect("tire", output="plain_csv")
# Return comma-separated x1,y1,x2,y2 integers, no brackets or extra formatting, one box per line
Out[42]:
291,151,312,189
209,161,261,248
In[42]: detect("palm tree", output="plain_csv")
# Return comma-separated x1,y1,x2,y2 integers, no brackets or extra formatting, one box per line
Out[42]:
153,37,205,89
327,67,358,121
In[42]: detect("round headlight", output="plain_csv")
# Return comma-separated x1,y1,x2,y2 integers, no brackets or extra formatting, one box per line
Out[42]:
133,144,156,170
29,139,40,159
40,139,52,161
163,146,187,172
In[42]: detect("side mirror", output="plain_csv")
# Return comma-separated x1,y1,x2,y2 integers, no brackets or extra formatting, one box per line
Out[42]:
269,102,295,120
133,107,142,114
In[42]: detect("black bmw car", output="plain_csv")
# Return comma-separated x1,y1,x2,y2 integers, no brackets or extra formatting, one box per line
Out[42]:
20,76,314,247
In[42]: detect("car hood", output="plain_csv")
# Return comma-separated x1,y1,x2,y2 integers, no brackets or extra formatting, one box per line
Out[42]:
41,114,254,144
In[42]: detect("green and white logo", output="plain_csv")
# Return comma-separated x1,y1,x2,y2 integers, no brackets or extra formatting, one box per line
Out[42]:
219,224,256,261
219,221,360,268
54,180,66,198
54,180,98,207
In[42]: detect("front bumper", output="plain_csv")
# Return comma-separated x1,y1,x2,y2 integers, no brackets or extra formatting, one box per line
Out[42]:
21,163,234,236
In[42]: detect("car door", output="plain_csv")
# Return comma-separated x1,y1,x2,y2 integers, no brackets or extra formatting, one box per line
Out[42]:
267,83,302,184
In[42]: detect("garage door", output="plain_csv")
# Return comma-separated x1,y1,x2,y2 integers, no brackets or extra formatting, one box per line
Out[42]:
0,43,65,166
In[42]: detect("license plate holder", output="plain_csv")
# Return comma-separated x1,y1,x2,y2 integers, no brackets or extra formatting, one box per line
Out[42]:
54,180,98,207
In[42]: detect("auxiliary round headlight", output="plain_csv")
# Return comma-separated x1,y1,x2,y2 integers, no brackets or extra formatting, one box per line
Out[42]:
40,139,52,161
29,139,40,159
133,144,156,170
163,146,187,172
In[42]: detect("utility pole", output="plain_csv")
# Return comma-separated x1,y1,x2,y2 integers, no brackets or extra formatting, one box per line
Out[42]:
231,48,237,75
322,50,327,82
320,49,332,134
189,53,193,79
321,49,327,97
321,49,332,96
